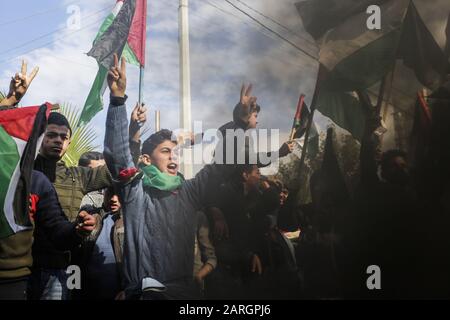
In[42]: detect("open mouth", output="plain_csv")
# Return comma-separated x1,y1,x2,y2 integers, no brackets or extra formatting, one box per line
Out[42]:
167,163,178,175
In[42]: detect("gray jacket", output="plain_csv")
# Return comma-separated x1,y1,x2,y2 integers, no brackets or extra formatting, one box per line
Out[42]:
104,98,225,298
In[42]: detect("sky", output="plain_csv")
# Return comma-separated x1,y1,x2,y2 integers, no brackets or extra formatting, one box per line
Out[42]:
0,0,320,154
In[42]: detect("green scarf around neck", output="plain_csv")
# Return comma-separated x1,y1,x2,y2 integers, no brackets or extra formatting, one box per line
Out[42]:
139,164,183,191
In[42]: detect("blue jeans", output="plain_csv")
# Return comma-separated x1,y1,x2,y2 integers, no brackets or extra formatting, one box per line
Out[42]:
29,268,70,300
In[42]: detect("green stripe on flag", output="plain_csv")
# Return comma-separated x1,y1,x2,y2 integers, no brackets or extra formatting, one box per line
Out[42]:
77,8,118,128
0,126,20,238
122,42,140,66
78,41,139,127
78,65,108,127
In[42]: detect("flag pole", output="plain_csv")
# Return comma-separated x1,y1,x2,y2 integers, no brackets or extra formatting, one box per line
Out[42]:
297,66,325,178
297,106,316,177
138,65,144,106
289,94,305,141
179,0,193,178
375,74,388,116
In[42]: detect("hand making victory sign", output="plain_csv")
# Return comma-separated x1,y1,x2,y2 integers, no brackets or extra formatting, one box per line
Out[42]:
240,83,257,109
1,60,39,106
107,53,127,98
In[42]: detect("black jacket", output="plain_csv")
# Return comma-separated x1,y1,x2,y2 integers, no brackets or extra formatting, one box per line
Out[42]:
213,181,260,269
31,170,82,269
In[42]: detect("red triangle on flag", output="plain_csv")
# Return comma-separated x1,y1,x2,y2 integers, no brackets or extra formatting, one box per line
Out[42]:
127,0,147,66
0,103,52,141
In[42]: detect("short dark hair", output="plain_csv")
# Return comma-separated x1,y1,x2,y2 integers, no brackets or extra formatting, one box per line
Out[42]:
104,185,118,199
380,149,407,173
233,164,258,182
233,103,261,127
141,129,175,156
78,151,104,167
48,112,72,137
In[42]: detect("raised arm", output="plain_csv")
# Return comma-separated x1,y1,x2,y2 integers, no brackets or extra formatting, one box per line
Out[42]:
102,54,148,298
103,54,135,177
129,102,147,166
79,165,113,194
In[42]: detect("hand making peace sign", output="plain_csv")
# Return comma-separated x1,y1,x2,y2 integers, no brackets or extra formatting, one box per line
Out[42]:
107,53,127,98
239,83,257,109
3,60,39,106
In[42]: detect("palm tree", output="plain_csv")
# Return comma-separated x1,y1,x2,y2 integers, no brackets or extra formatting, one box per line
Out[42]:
57,103,99,166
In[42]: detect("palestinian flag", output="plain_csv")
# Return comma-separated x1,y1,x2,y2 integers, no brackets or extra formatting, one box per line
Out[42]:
315,90,367,141
292,94,317,140
304,0,409,91
291,94,306,139
296,0,450,140
0,104,51,239
297,0,390,41
290,94,319,158
78,0,147,127
397,1,450,90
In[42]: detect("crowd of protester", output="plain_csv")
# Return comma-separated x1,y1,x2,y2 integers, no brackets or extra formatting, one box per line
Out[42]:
0,55,449,300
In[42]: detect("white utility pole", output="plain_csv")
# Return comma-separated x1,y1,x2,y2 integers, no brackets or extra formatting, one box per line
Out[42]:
179,0,193,178
155,110,160,131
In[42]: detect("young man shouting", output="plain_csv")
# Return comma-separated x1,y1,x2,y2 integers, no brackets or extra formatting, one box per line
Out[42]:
104,54,229,300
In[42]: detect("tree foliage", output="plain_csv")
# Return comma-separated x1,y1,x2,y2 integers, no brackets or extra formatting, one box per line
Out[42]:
57,103,99,166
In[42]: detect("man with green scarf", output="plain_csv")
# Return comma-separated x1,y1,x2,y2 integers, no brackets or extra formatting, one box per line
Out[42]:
104,54,228,299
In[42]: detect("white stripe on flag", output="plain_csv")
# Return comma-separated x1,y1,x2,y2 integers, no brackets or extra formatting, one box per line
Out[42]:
112,1,124,17
3,137,32,233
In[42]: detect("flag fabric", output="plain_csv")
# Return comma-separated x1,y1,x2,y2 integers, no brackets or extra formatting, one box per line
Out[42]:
88,0,138,69
297,0,450,91
296,0,409,141
78,0,147,127
316,90,367,141
409,93,432,167
289,96,319,158
292,99,317,140
310,0,408,91
125,0,147,66
296,0,390,40
397,1,450,90
445,13,450,58
0,104,51,239
296,0,450,140
409,84,450,204
315,127,350,207
291,94,306,139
